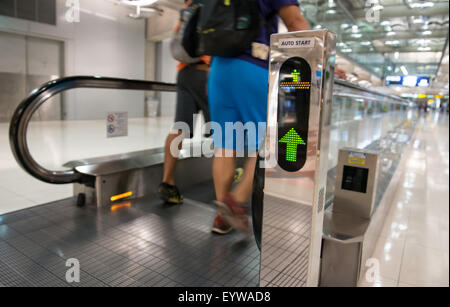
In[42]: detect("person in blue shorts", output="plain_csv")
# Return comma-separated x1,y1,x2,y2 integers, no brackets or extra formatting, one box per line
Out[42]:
209,0,311,234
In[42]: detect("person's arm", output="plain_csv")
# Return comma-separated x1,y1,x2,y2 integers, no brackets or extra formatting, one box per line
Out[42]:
278,5,310,32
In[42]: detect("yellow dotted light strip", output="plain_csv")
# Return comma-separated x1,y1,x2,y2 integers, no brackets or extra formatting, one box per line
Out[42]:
280,82,311,90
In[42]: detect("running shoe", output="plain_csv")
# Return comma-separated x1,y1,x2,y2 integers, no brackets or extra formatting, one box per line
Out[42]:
215,194,249,235
211,214,233,235
234,167,244,183
158,182,183,205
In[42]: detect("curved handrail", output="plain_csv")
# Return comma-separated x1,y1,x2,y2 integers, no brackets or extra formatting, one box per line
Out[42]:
9,75,407,185
9,76,177,184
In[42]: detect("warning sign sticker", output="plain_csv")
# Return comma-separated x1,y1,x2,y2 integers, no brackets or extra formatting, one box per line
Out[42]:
107,112,128,138
348,152,367,166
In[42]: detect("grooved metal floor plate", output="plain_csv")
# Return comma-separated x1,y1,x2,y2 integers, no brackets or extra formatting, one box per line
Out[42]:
0,181,260,287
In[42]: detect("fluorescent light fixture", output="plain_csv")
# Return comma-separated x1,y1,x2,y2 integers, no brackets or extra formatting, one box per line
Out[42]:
418,46,432,51
381,21,390,26
412,17,424,24
351,33,363,38
373,5,384,10
394,51,400,59
342,48,353,53
400,66,408,75
387,31,396,36
360,41,371,46
121,0,158,6
385,40,400,45
417,39,431,45
410,2,434,8
326,9,337,14
423,30,432,35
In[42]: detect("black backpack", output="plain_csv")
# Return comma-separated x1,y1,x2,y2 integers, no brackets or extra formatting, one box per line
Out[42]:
183,0,265,58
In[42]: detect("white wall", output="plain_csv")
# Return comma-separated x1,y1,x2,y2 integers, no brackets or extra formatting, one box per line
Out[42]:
0,0,147,120
158,38,178,118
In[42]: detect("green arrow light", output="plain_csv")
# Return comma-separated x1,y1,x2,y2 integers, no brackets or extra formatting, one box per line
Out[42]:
279,128,306,162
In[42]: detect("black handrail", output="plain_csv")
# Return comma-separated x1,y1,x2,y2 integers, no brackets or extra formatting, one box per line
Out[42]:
9,76,177,184
9,75,407,185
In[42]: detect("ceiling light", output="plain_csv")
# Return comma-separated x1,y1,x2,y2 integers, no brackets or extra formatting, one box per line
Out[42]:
342,48,353,53
410,2,435,8
381,21,390,26
373,5,384,10
412,17,425,24
418,46,432,51
326,9,337,14
385,40,400,45
352,25,359,33
387,31,396,36
360,41,371,46
121,0,158,5
394,52,400,59
401,65,408,75
417,39,431,45
423,30,432,35
351,33,363,38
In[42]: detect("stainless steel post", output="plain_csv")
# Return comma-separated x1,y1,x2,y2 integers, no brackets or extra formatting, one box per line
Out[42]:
259,30,336,287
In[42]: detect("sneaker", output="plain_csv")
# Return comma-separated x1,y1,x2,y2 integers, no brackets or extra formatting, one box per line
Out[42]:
158,182,183,205
234,168,244,183
211,214,233,235
215,194,249,235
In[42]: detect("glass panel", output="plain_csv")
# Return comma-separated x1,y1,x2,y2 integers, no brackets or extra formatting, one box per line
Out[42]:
26,87,186,171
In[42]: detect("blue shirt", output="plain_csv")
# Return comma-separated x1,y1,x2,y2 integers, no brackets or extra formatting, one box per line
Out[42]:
237,0,299,69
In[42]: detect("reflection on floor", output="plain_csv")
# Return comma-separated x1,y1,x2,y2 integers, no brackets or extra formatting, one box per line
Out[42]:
359,112,449,287
0,181,260,287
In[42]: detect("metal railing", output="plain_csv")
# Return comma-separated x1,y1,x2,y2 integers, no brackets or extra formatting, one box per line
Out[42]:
9,76,177,184
9,75,408,185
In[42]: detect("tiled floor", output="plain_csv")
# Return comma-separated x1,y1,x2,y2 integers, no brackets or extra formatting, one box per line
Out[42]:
359,111,449,287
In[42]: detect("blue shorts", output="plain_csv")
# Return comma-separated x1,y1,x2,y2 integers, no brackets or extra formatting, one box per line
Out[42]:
208,57,268,152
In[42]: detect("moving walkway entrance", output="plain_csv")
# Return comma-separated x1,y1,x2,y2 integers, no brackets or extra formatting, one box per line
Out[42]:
2,32,411,287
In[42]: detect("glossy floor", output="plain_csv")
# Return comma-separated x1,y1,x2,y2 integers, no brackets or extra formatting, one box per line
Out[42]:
359,111,449,287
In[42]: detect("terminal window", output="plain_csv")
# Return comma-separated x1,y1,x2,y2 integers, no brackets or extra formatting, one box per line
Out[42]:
341,166,369,194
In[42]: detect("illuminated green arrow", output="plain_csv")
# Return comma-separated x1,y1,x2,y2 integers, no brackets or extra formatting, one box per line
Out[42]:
279,128,306,162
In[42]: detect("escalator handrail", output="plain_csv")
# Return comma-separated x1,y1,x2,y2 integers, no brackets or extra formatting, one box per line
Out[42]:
9,75,407,186
9,75,177,185
334,79,409,104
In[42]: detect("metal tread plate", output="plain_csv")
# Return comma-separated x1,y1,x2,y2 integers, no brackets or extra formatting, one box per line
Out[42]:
0,181,260,287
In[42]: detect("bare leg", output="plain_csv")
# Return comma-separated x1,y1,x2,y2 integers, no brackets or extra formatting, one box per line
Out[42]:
162,131,183,185
231,156,257,204
213,148,236,201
